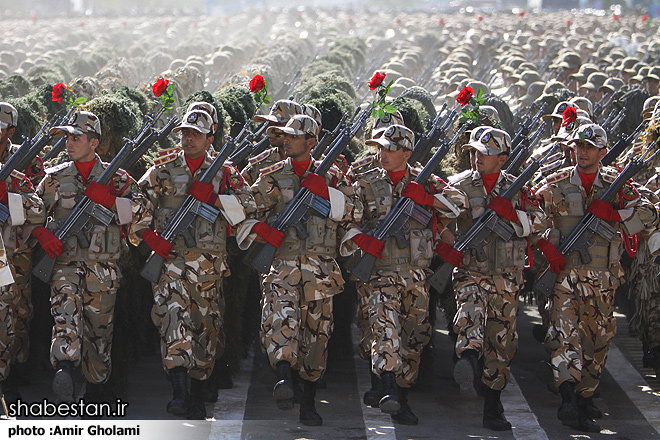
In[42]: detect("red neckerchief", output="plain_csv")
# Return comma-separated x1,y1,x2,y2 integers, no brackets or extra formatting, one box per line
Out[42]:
185,155,205,176
75,158,97,184
388,169,406,187
293,158,311,179
481,172,499,194
578,171,597,194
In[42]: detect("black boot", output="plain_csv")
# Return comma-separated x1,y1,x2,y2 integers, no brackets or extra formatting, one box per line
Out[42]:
378,371,400,414
453,349,480,399
391,386,418,425
583,396,602,419
273,361,294,410
83,382,105,403
576,395,601,432
188,379,207,420
291,370,303,404
299,379,322,426
482,386,511,431
166,367,189,416
3,368,22,403
557,381,577,425
532,324,547,344
363,371,384,408
213,356,234,390
53,360,75,402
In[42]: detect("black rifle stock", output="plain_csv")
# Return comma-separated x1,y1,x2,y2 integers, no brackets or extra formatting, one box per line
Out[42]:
346,124,467,283
245,107,371,274
139,137,238,283
408,106,458,166
504,124,545,175
311,113,348,160
534,146,660,297
39,107,77,161
600,121,647,167
510,103,547,151
427,144,561,293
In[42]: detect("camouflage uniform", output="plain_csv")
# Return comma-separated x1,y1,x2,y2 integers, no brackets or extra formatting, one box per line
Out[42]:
37,156,152,384
452,170,546,391
535,165,659,397
138,149,256,380
241,146,282,187
341,166,467,386
238,158,355,382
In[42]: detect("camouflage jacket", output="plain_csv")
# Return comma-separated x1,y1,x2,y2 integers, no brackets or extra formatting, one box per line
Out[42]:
340,165,468,273
346,153,380,182
37,154,153,263
241,146,282,187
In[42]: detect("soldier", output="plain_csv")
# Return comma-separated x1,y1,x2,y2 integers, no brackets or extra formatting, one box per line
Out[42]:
236,115,356,426
340,124,467,424
0,102,42,402
534,123,659,432
137,109,256,419
448,127,546,431
32,111,152,402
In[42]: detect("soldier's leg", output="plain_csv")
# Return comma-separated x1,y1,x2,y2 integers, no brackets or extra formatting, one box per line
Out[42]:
356,281,383,407
8,251,33,365
0,290,13,383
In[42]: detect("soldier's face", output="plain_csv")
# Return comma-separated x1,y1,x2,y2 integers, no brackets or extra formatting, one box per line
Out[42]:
552,118,562,135
282,133,314,161
574,141,606,173
0,126,11,147
379,147,411,172
269,131,285,148
473,150,505,175
180,128,213,159
66,133,98,162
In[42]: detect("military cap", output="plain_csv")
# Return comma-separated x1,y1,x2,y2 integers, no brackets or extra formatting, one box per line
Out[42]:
643,97,660,121
543,81,566,96
373,110,405,136
568,123,607,149
557,52,582,71
187,102,218,125
598,77,624,94
267,115,319,138
519,82,545,106
253,99,302,124
0,102,18,129
569,63,599,83
463,127,511,155
514,70,541,89
173,110,213,135
365,124,414,151
543,102,577,120
569,97,593,116
50,111,101,137
579,72,608,92
645,66,660,82
302,104,322,128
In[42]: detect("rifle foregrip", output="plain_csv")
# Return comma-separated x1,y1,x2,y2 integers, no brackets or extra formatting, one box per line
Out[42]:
534,268,558,298
32,254,57,283
427,262,453,293
140,253,165,284
249,242,277,274
348,252,376,283
136,241,151,258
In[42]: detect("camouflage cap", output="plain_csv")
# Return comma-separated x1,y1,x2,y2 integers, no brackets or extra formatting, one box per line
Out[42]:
373,110,405,136
568,123,607,149
267,115,319,138
643,96,660,121
569,97,593,116
0,102,18,129
579,72,608,91
543,101,577,120
253,99,303,124
365,124,414,151
463,127,511,156
187,101,218,125
302,104,322,128
50,111,101,137
172,110,213,135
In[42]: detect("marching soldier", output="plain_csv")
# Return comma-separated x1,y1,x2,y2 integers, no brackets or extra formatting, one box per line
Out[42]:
33,111,153,402
448,127,546,431
137,109,256,419
340,124,467,424
534,123,659,432
236,115,356,426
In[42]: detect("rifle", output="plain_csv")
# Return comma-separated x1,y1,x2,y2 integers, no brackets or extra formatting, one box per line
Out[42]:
593,93,613,119
139,137,238,283
427,143,561,293
504,123,546,175
607,110,626,134
534,145,660,297
32,122,156,283
511,103,547,149
600,121,647,167
346,124,468,283
311,112,348,160
407,105,458,166
228,122,270,170
39,107,78,161
123,115,179,171
603,108,625,133
245,107,371,274
504,118,544,170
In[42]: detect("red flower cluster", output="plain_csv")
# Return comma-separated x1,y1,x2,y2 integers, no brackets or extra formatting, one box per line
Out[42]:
642,14,649,24
52,82,67,104
368,72,387,91
456,86,474,106
518,11,526,17
152,78,169,97
561,107,577,127
249,75,266,93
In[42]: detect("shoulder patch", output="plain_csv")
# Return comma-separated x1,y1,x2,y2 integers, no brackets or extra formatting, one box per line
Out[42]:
248,149,271,165
545,170,571,185
10,169,26,181
261,161,285,176
353,155,375,168
158,147,181,157
327,166,340,178
45,161,71,175
154,152,179,167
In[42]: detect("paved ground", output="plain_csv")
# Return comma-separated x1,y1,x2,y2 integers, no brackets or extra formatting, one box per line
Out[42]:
4,303,660,440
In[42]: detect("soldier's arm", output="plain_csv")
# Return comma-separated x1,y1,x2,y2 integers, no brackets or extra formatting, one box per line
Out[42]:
112,171,154,229
215,166,257,227
617,183,659,236
430,175,467,220
5,175,45,227
234,172,280,250
339,179,369,257
508,186,547,238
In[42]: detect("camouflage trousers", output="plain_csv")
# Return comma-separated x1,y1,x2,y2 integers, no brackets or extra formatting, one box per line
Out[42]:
639,294,660,350
358,269,430,388
261,255,340,382
453,269,521,391
152,250,227,381
50,261,119,384
546,269,618,398
356,280,372,361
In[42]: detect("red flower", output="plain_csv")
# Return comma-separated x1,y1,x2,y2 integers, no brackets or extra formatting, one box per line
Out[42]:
642,14,649,23
456,86,474,107
438,17,445,26
562,106,577,127
52,82,67,104
566,19,572,27
152,78,169,97
613,14,620,22
477,14,484,22
518,11,526,17
368,72,387,91
249,74,266,93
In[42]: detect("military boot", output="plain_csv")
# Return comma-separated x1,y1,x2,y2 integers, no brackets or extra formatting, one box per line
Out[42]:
83,382,105,402
299,379,322,426
363,370,384,408
53,360,75,402
390,386,418,425
213,356,234,390
291,370,303,404
273,361,294,410
166,367,189,416
453,349,480,399
482,386,511,431
188,379,207,420
582,396,602,419
576,395,601,433
557,381,578,425
652,346,660,379
2,368,22,404
378,371,400,414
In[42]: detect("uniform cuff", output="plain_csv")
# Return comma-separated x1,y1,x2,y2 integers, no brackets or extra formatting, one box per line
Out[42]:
512,209,531,237
434,193,461,218
236,219,260,250
218,194,246,226
115,197,133,225
328,187,346,221
339,227,362,257
8,193,25,226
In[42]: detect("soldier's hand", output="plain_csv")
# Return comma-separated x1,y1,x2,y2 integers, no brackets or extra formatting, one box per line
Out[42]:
536,239,566,274
188,180,219,205
488,196,518,222
402,182,434,206
351,233,384,258
301,173,329,200
435,241,463,267
141,229,172,259
84,181,116,209
587,199,621,222
33,226,64,258
252,222,285,248
0,181,8,204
